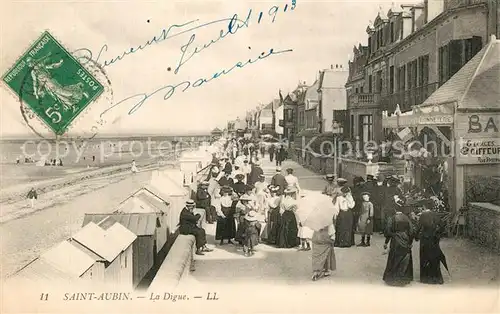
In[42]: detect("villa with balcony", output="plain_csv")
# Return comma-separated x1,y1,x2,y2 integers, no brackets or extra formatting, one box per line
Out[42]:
346,0,495,148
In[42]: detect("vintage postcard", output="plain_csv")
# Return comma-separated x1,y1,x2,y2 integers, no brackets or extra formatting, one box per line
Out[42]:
1,0,499,313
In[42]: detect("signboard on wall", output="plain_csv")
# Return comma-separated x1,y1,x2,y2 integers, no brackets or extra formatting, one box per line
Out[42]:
456,113,500,164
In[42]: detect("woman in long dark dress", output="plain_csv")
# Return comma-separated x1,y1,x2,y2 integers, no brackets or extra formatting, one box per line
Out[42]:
276,188,299,248
382,208,416,286
215,187,236,245
334,187,356,248
265,185,281,244
415,209,447,284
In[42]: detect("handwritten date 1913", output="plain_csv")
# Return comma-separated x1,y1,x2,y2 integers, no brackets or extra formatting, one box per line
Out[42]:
74,1,297,71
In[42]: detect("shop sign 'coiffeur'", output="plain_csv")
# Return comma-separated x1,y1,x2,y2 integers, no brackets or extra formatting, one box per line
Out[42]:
456,114,500,164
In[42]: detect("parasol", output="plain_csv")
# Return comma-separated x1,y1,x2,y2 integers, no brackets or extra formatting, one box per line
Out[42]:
296,190,339,231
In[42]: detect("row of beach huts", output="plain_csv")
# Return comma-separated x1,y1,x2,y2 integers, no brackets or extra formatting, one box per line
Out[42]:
10,142,226,290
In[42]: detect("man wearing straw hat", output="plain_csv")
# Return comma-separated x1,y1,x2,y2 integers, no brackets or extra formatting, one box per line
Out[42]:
196,181,211,224
323,174,337,197
178,200,213,255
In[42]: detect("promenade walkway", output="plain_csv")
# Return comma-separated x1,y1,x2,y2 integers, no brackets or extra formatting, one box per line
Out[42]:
174,157,499,313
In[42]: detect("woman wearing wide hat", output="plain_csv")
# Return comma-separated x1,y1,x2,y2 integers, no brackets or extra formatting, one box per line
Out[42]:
265,185,282,244
215,186,236,245
276,187,299,248
333,186,356,248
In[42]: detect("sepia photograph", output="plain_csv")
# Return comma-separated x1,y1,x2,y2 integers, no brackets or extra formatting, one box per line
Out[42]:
0,0,499,313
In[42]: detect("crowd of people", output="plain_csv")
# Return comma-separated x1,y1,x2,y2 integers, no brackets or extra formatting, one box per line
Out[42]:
177,137,449,286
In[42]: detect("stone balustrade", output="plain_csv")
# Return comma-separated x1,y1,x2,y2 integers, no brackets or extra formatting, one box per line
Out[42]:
148,234,196,291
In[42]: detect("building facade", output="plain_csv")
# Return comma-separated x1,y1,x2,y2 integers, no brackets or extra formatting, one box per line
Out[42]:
283,82,307,141
318,64,349,132
346,0,497,146
304,80,320,132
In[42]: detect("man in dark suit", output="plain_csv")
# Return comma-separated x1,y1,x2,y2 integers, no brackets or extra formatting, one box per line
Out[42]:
271,167,286,195
218,170,234,187
222,157,232,174
178,200,213,255
248,159,264,186
276,145,286,166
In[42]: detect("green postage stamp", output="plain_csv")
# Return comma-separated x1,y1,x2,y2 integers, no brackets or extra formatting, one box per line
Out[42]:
2,31,104,135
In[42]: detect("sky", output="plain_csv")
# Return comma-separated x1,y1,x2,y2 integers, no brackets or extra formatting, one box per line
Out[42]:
0,0,404,138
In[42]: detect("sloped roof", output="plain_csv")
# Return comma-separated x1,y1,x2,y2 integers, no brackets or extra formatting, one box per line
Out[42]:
305,80,319,101
106,222,137,251
40,241,96,277
460,37,500,109
421,36,500,109
16,258,75,283
83,213,157,236
319,69,349,89
116,197,158,214
136,193,168,213
72,222,123,262
149,174,187,196
263,99,281,110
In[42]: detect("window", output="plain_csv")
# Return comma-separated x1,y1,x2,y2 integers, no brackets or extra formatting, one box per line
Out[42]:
439,37,482,86
368,75,373,93
355,87,359,93
412,60,418,88
350,114,355,138
449,40,463,78
407,61,413,90
389,66,395,94
359,115,373,143
400,19,404,39
360,86,364,93
376,71,383,93
368,37,372,54
390,22,394,43
418,55,429,86
439,45,449,85
398,65,406,91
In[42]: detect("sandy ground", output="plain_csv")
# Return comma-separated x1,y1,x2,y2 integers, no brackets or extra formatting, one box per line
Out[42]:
0,168,155,278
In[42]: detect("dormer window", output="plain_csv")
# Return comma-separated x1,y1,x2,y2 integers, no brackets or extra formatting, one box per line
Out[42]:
390,22,395,43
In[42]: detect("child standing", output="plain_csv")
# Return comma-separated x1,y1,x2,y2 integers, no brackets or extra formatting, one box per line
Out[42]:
242,211,261,257
298,222,313,251
357,192,374,247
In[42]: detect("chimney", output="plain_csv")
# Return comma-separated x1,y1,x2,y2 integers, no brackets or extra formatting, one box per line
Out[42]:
424,0,443,24
411,5,424,32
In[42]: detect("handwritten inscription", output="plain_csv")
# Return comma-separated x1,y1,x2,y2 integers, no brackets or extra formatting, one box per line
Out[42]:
75,2,296,72
73,2,297,121
100,47,293,117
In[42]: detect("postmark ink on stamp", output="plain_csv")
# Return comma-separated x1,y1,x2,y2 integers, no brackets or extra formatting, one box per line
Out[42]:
2,31,104,136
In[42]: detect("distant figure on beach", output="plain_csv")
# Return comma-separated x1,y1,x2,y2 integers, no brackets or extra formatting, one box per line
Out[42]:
27,188,37,208
131,160,139,173
16,157,20,164
92,155,96,162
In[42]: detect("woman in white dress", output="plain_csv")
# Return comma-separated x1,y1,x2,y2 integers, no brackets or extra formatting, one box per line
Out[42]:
131,160,139,173
285,168,301,199
297,192,314,251
254,175,269,215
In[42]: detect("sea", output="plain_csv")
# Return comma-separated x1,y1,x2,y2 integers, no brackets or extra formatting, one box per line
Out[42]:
0,136,206,188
